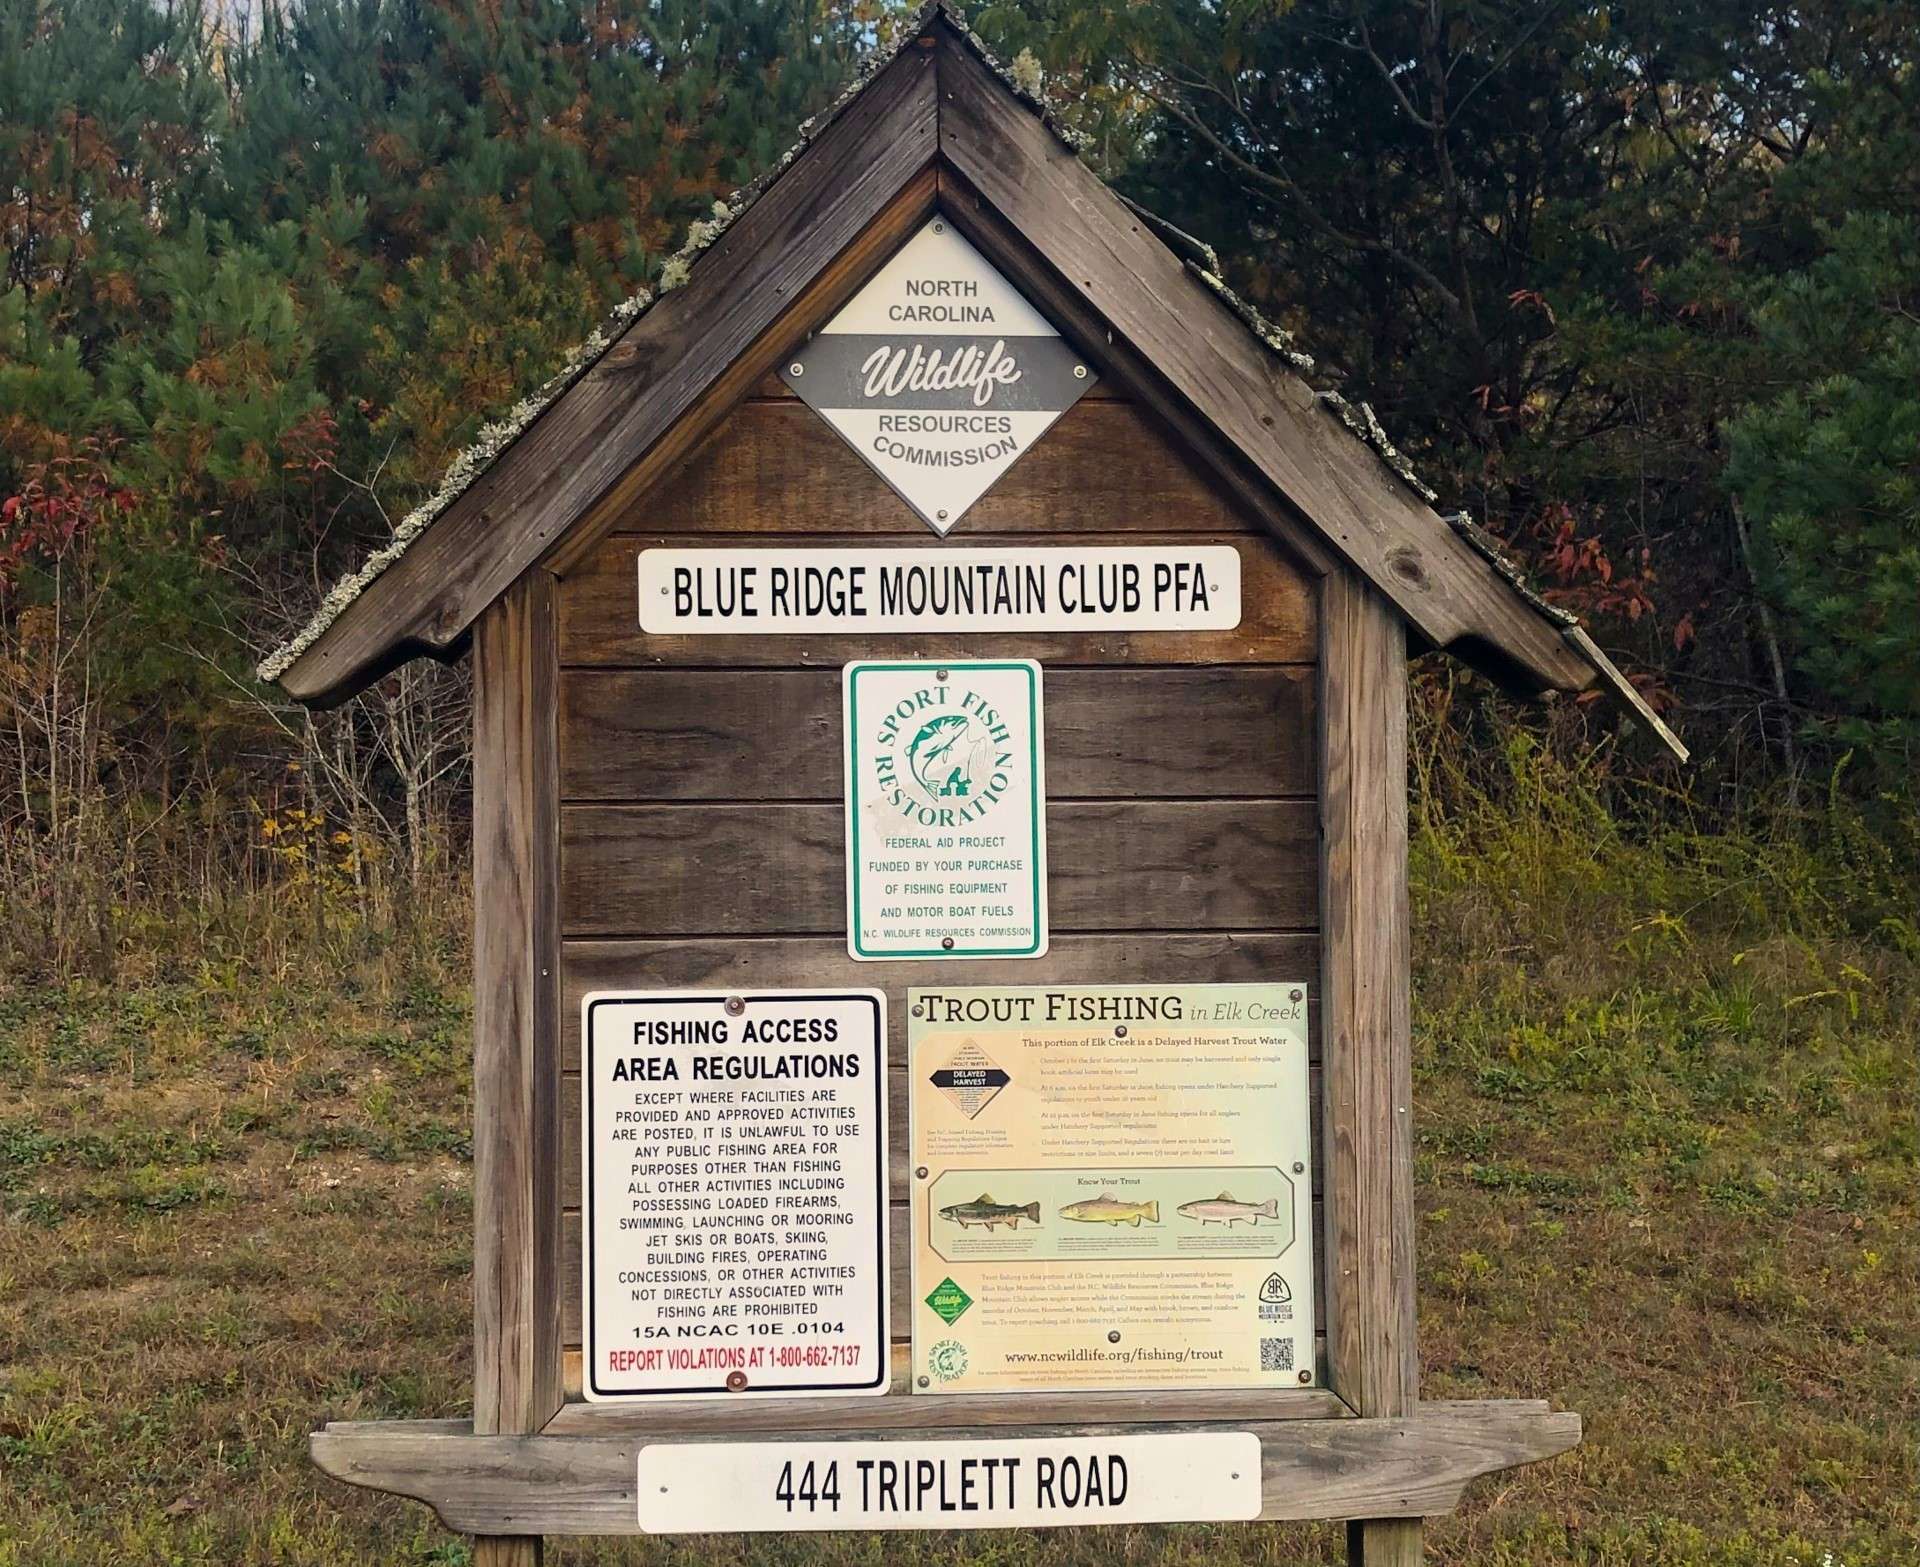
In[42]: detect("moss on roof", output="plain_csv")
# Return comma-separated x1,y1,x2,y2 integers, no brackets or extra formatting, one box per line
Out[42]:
259,0,1541,692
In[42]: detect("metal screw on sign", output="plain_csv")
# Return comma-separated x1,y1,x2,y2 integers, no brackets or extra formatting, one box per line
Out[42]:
727,1371,749,1391
911,1003,925,1017
1298,1369,1313,1385
933,221,945,235
788,362,804,377
725,996,745,1016
942,936,956,950
915,1166,928,1179
936,668,949,681
1114,1025,1128,1039
1293,1161,1306,1174
1290,988,1303,1003
936,509,949,522
1073,364,1087,379
918,1376,930,1388
1107,1330,1121,1344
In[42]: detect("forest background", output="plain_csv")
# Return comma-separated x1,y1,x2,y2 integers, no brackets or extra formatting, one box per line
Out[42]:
0,2,1914,1564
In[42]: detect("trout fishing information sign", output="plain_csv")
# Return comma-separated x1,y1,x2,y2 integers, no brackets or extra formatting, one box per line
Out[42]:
844,659,1047,961
581,990,889,1400
908,984,1314,1394
782,218,1097,534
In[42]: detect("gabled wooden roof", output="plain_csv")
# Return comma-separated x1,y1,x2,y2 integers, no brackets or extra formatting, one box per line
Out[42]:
259,1,1683,761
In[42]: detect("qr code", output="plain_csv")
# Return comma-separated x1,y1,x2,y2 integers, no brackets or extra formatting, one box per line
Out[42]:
1261,1336,1294,1373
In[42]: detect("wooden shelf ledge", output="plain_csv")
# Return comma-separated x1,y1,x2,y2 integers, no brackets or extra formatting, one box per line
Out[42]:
542,1384,1353,1437
309,1398,1579,1535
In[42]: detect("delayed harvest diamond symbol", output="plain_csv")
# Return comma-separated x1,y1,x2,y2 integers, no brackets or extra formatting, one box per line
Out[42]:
929,1039,1009,1120
782,219,1096,535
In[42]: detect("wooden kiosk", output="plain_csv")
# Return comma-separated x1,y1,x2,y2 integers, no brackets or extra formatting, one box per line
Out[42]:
262,7,1682,1562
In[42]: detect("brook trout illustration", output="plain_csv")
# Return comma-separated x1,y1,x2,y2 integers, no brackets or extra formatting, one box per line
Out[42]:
1177,1192,1281,1225
939,1193,1041,1231
1059,1193,1160,1227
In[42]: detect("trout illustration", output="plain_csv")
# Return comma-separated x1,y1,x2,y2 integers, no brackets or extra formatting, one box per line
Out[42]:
1059,1193,1160,1227
940,1193,1041,1231
1177,1192,1281,1225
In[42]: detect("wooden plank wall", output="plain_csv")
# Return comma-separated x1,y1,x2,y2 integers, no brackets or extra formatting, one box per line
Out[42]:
551,377,1323,1394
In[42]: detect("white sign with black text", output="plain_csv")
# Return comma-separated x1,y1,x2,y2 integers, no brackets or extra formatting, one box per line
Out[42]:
638,545,1241,634
782,218,1098,534
634,1432,1264,1532
844,659,1047,962
581,990,889,1400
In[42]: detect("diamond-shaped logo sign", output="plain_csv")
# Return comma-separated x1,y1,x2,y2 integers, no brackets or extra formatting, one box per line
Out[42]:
924,1277,974,1325
928,1039,1009,1120
782,219,1096,535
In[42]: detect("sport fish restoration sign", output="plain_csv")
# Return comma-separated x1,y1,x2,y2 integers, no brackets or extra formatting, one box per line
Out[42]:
637,545,1242,635
633,1432,1262,1532
844,660,1046,961
581,990,889,1400
782,219,1096,534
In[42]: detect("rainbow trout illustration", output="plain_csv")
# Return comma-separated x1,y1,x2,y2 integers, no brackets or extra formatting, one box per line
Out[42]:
940,1193,1041,1231
1059,1193,1160,1227
1177,1192,1281,1225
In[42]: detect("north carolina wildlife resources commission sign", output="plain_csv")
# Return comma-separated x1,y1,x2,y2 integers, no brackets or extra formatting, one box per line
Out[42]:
843,660,1047,962
783,219,1096,535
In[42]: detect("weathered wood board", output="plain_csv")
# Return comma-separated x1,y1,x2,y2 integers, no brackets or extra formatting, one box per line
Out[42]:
560,666,1314,800
559,799,1317,936
308,1402,1582,1535
613,397,1256,539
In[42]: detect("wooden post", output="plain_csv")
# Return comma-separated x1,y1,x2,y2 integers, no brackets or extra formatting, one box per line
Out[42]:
471,570,564,1564
1319,572,1420,1566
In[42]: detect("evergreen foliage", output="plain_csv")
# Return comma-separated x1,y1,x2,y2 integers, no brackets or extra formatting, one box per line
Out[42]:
3,0,1919,895
972,0,1920,780
1725,215,1920,760
0,0,874,745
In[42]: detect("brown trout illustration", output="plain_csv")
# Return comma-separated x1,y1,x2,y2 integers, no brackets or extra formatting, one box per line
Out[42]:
1059,1193,1160,1227
1177,1192,1281,1225
940,1193,1041,1230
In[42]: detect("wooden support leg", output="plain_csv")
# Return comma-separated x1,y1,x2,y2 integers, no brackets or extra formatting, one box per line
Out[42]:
473,1540,543,1567
1348,1518,1423,1565
1320,574,1423,1566
471,572,564,1566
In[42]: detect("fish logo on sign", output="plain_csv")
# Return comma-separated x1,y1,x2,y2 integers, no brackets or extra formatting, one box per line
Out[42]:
782,218,1097,535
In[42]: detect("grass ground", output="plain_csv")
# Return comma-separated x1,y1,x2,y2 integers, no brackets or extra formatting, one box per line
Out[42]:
1,774,1915,1566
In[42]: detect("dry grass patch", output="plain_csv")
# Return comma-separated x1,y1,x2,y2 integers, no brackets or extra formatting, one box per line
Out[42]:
2,782,1914,1565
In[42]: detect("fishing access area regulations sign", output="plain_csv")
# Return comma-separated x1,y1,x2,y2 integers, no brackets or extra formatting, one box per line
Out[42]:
844,660,1047,962
781,218,1096,535
581,990,889,1401
909,984,1315,1395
